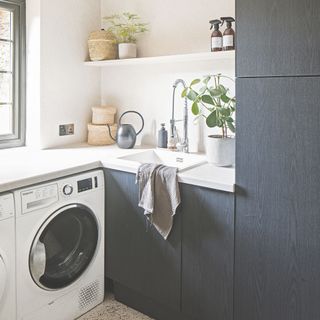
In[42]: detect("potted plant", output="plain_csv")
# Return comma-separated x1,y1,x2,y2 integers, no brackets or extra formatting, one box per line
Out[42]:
103,12,148,59
182,74,236,167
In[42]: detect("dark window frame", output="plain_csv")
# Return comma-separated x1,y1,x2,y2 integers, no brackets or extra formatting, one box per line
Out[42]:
0,0,26,149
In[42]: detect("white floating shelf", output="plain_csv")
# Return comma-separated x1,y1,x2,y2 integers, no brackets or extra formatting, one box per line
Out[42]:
84,50,235,67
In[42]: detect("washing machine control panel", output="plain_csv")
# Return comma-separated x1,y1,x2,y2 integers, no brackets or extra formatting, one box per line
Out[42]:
0,194,14,221
21,184,59,214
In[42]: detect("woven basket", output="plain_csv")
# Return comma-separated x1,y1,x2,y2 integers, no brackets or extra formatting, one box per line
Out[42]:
88,123,117,146
92,106,117,125
88,30,117,61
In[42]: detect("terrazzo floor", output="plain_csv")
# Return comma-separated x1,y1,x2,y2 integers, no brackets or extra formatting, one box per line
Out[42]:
78,294,153,320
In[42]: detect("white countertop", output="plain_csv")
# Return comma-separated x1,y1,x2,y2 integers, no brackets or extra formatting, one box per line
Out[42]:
0,144,235,193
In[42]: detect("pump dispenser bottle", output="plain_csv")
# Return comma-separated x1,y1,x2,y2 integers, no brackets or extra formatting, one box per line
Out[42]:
209,19,222,52
221,17,235,50
158,123,168,148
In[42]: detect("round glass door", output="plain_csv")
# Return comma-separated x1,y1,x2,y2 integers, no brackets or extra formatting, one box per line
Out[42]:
29,204,99,290
0,255,6,302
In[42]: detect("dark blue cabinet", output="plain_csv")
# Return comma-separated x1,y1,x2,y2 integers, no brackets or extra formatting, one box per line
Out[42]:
235,77,320,320
104,169,181,318
181,184,234,320
236,0,320,77
105,169,235,320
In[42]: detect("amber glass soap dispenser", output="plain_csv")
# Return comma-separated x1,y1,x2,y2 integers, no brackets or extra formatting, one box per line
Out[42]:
221,17,235,50
209,19,222,52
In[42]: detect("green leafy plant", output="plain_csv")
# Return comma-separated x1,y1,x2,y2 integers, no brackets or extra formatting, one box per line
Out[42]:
103,12,148,44
182,74,236,138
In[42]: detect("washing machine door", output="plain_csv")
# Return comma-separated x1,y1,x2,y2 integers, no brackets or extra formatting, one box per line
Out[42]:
29,204,99,290
0,255,6,303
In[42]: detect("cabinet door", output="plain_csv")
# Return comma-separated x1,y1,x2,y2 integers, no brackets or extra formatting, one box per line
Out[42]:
105,169,181,311
181,184,234,320
236,0,320,77
235,77,320,320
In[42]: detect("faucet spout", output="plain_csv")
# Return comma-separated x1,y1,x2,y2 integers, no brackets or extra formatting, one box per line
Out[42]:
171,79,189,153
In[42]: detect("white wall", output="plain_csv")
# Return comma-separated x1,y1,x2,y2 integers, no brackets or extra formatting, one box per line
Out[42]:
27,0,235,150
101,0,235,57
26,0,101,149
100,0,235,152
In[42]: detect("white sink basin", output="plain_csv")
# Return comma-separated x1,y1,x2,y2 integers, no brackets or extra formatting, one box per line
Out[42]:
118,149,206,172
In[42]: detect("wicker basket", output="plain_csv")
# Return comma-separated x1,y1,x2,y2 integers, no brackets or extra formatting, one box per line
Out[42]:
88,30,117,61
92,106,117,125
88,123,117,146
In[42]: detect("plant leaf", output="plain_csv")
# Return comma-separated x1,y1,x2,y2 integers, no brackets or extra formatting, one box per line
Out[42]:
191,102,200,115
206,111,217,128
202,95,214,105
220,108,231,116
187,90,198,101
221,94,230,103
227,121,236,133
209,88,222,97
203,76,211,85
181,87,188,98
190,79,201,86
217,84,227,95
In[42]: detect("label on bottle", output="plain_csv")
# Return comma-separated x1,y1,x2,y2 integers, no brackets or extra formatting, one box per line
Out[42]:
211,37,222,50
223,35,234,48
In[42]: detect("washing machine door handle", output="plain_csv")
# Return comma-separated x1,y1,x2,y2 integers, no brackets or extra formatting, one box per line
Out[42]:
30,241,46,282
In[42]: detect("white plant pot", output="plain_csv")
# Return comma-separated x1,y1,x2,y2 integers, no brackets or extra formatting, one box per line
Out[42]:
118,43,137,59
206,135,235,167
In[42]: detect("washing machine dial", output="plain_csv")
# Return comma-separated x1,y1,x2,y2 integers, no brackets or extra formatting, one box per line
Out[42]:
63,184,73,196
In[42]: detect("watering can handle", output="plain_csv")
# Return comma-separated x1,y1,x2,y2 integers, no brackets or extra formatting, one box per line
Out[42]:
119,111,145,136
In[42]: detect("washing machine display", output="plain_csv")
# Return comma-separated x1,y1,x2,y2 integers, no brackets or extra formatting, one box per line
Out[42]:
29,204,99,290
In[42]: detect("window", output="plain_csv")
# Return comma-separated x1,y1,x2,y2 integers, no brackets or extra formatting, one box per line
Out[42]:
0,0,25,149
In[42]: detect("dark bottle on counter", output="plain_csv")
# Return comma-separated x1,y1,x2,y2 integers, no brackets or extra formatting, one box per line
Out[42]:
209,19,222,52
221,17,235,50
158,123,168,148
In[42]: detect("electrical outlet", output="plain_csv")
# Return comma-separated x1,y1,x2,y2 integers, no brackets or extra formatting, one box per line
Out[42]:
59,124,74,136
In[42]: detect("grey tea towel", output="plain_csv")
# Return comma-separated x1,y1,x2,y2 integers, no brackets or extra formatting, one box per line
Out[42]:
136,163,181,240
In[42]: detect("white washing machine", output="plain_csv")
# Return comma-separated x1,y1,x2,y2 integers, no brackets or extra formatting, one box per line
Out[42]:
0,193,16,320
14,170,105,320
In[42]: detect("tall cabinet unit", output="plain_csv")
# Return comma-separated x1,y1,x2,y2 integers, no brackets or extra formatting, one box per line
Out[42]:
235,1,320,320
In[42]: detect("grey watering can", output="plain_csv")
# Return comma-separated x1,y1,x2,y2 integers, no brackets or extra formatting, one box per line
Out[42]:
108,111,144,149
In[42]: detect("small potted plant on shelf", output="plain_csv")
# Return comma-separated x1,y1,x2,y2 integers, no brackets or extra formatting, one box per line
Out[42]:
103,12,148,59
182,74,236,167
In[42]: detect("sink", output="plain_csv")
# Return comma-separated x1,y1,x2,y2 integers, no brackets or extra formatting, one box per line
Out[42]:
118,149,206,172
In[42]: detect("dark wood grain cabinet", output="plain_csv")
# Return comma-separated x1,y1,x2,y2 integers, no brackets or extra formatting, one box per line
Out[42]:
236,0,320,77
105,169,235,320
181,184,234,320
235,77,320,320
104,169,181,314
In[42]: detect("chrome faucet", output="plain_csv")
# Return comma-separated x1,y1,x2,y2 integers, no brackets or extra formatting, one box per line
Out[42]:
170,79,189,153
